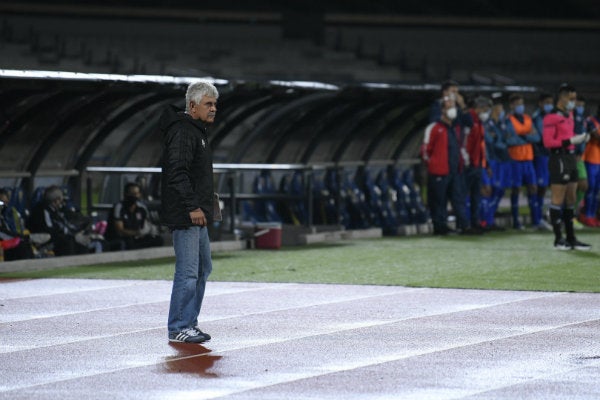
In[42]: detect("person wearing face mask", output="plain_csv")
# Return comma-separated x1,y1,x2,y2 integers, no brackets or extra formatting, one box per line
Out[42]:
573,97,589,226
542,84,591,250
429,80,473,128
463,96,492,231
106,182,164,250
482,99,512,230
580,107,600,227
423,96,470,235
531,93,555,231
505,93,540,230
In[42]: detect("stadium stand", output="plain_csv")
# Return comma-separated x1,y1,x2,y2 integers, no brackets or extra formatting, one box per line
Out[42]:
1,2,599,259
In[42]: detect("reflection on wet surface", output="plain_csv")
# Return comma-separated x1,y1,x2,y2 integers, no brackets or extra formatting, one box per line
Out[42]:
163,343,222,377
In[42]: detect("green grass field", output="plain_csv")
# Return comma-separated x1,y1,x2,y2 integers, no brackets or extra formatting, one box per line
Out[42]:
1,230,599,292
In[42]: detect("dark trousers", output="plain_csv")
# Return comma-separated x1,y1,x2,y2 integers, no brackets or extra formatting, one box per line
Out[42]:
428,172,469,233
464,166,482,228
428,174,450,234
448,172,469,230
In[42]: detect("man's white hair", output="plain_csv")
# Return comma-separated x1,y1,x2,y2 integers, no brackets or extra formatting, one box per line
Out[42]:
185,81,219,112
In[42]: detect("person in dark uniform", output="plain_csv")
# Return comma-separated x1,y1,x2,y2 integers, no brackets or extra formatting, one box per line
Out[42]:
106,182,164,250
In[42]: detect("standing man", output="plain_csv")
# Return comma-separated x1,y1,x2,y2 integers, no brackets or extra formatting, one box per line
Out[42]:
573,96,589,223
531,93,554,230
424,96,469,235
542,84,591,250
483,100,511,229
160,81,219,343
505,94,540,229
581,108,600,226
464,96,491,231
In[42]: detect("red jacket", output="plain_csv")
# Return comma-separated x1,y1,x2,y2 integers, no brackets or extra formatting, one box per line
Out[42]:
543,110,575,150
466,110,486,168
424,121,459,175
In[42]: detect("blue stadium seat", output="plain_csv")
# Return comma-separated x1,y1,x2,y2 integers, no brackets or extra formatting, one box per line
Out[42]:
289,171,307,225
387,167,413,224
401,169,428,224
312,171,338,225
341,170,370,229
248,170,281,223
374,169,400,234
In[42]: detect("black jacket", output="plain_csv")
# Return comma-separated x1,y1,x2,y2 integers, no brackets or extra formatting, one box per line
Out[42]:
160,105,214,229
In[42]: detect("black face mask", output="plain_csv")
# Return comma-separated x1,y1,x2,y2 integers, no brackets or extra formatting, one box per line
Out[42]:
124,195,138,207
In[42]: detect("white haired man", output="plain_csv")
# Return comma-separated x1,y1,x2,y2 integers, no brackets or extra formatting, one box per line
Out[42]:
160,81,218,343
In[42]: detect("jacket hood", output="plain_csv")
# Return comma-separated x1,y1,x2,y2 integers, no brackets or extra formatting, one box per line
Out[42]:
159,104,207,134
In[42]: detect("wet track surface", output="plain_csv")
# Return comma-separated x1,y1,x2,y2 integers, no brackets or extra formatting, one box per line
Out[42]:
0,279,599,399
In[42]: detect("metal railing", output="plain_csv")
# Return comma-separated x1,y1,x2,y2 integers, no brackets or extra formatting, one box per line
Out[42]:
85,160,421,233
86,164,315,233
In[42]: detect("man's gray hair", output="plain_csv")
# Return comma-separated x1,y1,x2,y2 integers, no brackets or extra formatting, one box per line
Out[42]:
185,81,219,112
44,185,64,203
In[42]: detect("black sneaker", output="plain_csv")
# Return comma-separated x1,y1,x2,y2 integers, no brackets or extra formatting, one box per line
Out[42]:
194,327,211,342
569,239,592,251
169,328,208,343
554,238,571,251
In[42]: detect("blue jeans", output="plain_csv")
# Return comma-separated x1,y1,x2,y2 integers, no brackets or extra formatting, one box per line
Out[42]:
168,226,212,334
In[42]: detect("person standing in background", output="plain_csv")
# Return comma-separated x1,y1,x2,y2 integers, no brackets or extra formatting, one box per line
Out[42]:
531,93,554,231
542,84,591,250
483,100,511,229
573,96,589,227
580,108,600,227
505,94,540,229
464,96,492,231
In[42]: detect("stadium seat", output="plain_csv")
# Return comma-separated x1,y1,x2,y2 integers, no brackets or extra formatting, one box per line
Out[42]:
249,170,281,223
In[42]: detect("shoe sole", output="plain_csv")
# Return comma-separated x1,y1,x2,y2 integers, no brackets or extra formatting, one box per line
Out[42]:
554,246,571,251
573,246,592,251
168,337,208,343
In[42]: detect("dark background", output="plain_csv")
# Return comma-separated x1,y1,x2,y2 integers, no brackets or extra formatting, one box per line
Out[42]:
1,1,599,204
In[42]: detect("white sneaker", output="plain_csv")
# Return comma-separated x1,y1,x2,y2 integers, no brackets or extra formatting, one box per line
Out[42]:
554,238,571,251
536,219,553,232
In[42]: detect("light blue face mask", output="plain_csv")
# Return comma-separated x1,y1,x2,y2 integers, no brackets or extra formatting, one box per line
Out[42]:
575,105,584,115
514,104,525,115
543,104,554,113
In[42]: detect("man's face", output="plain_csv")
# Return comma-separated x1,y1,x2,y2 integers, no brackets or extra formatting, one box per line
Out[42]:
0,193,8,204
52,196,64,209
127,186,142,200
492,104,504,119
559,91,576,108
189,96,217,124
510,98,524,111
540,97,553,108
443,85,459,100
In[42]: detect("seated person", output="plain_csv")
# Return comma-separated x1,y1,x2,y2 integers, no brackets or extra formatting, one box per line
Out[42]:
29,186,103,256
106,183,163,250
0,189,35,261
